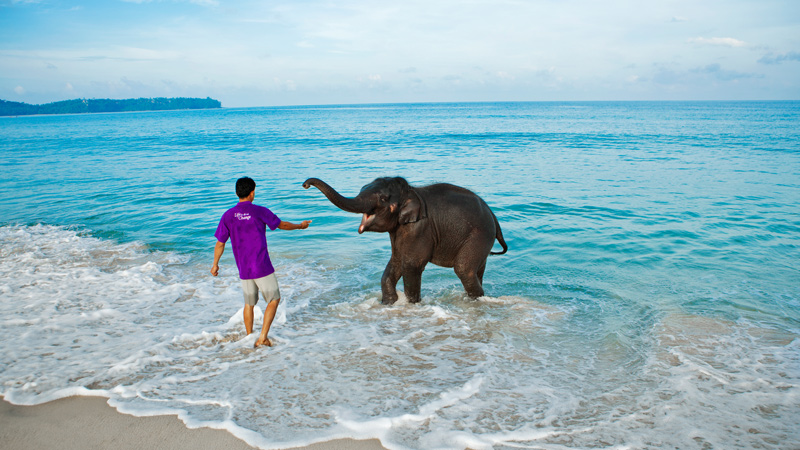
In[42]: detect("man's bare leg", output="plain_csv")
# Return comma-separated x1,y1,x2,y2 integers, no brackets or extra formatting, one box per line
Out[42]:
254,299,280,348
243,304,255,335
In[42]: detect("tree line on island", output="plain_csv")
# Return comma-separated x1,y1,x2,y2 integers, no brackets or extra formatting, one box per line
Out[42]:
0,97,222,116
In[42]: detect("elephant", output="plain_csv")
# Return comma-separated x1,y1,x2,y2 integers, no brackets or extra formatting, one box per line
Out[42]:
302,177,508,304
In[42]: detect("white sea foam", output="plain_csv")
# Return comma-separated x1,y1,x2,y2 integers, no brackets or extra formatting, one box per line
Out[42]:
1,225,799,450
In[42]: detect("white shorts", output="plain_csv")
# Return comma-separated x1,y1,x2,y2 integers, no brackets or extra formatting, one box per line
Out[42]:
241,273,281,306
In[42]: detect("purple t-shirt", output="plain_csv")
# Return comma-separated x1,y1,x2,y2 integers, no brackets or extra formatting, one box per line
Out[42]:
214,201,281,280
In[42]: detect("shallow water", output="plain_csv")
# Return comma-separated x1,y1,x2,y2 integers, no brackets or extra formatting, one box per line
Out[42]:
1,102,799,449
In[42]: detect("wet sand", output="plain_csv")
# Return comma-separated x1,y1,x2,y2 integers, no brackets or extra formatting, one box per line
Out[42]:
1,396,387,450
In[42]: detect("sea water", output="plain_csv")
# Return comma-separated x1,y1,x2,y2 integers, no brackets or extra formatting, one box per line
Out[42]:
1,102,798,449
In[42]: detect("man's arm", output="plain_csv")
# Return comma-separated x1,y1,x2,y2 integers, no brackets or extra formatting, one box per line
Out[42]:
278,220,312,230
211,241,225,276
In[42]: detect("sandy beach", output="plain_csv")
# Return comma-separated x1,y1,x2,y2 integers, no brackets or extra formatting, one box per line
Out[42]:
1,396,387,450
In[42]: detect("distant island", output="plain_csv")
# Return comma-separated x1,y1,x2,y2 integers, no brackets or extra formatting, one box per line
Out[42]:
0,97,222,116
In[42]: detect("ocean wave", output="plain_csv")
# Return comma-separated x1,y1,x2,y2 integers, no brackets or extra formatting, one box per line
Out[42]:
1,225,798,449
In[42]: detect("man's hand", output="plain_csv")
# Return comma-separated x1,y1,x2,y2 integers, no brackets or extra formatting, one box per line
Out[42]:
278,220,312,230
211,241,225,276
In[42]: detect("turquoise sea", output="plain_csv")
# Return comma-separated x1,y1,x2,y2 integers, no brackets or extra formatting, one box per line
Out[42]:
1,102,799,449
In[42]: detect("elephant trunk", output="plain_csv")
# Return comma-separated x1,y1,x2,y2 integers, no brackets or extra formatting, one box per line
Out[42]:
303,178,369,214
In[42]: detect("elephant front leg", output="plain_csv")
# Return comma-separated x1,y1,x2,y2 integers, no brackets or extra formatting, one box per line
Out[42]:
381,260,402,305
403,268,424,303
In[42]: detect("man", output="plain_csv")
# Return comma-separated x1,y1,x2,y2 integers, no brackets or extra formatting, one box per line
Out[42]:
211,177,311,348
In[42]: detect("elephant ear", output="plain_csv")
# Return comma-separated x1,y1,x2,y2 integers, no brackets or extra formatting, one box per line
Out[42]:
399,190,426,224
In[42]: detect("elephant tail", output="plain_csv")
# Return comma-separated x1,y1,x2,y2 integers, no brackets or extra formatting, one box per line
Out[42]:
490,212,508,255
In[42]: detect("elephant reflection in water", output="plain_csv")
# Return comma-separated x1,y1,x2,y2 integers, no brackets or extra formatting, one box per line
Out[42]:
303,177,508,304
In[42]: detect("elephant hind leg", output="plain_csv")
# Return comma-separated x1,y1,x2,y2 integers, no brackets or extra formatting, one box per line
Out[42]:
454,234,492,298
477,260,486,285
454,263,485,299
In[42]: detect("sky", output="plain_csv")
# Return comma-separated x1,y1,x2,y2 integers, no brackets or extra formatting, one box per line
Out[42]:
1,0,799,107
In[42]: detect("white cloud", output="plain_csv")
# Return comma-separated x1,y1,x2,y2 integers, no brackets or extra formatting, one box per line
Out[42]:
14,86,25,94
758,51,800,65
495,71,515,81
688,37,747,48
121,0,218,4
691,63,760,81
273,78,297,91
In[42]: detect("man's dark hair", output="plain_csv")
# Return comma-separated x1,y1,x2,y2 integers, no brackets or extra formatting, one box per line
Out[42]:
236,177,256,199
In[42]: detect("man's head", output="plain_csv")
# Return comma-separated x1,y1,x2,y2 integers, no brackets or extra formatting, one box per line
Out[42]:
236,177,256,199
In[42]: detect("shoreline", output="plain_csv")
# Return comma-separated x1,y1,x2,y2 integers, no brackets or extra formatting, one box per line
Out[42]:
1,396,387,450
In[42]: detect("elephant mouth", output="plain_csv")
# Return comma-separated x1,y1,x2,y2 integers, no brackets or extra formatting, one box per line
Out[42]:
358,213,375,234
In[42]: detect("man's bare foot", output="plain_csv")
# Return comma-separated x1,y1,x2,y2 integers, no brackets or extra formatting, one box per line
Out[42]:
254,337,272,348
